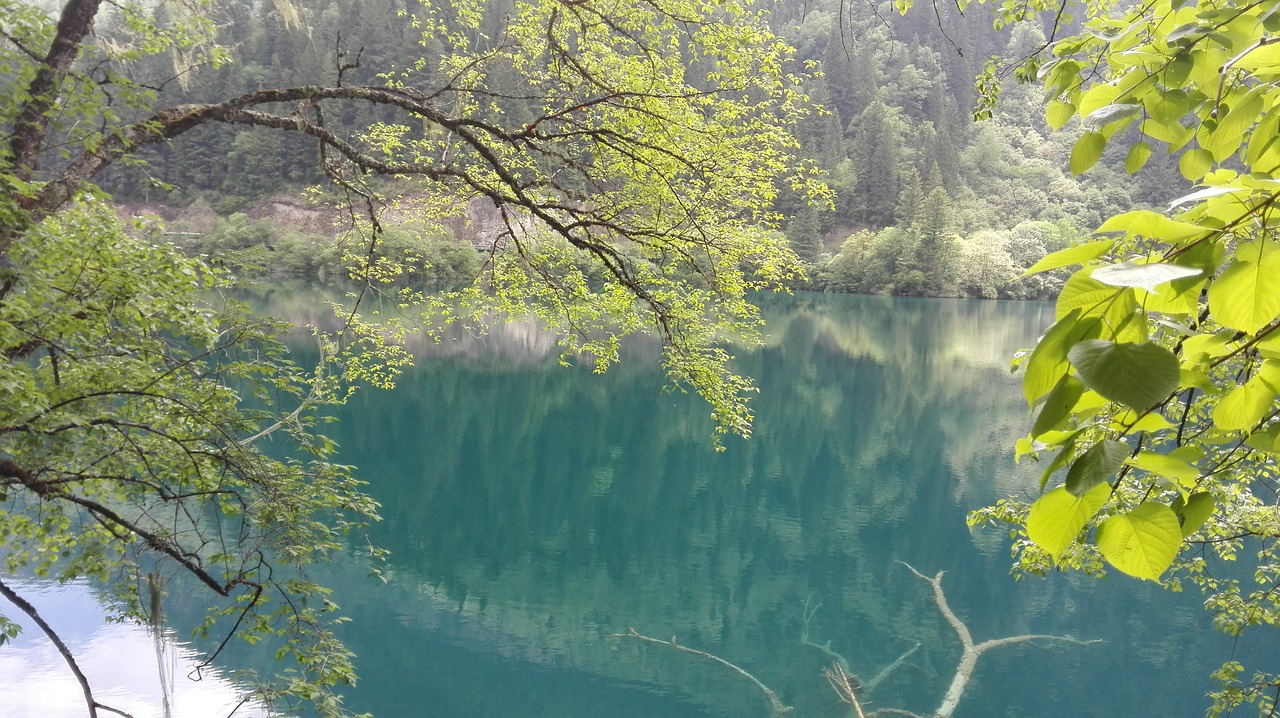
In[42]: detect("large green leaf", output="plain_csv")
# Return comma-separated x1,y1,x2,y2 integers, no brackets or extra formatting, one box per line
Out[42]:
1095,210,1204,242
1179,148,1215,180
1172,492,1216,538
1207,251,1280,333
1125,141,1152,173
1096,503,1182,580
1046,100,1076,130
1128,450,1200,486
1068,340,1181,409
1038,432,1084,491
1055,270,1140,336
1211,377,1276,431
1022,239,1115,277
1065,438,1129,496
1027,484,1111,558
1247,424,1280,453
1071,131,1108,175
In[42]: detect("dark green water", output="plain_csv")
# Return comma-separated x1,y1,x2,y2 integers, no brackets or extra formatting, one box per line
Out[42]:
3,292,1253,717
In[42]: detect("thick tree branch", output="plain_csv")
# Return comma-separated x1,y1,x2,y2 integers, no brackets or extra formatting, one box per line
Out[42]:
25,83,677,341
1,458,236,597
7,0,106,183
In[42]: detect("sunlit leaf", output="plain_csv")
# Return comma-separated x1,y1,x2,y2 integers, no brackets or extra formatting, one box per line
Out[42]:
1246,424,1280,454
1023,309,1100,404
1179,148,1214,180
1172,492,1215,538
1207,250,1280,333
1128,451,1200,485
1095,210,1204,242
1125,142,1152,173
1096,503,1182,579
1212,378,1276,431
1046,100,1077,130
1032,374,1085,437
1022,239,1115,277
1071,131,1107,175
1027,484,1111,558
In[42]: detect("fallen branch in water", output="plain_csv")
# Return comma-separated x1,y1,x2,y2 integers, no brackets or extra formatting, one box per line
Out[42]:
803,592,920,697
612,628,793,716
801,593,854,675
621,563,1101,718
897,561,1103,718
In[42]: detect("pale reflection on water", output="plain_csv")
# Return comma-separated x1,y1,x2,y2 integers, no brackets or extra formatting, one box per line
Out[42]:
0,581,271,718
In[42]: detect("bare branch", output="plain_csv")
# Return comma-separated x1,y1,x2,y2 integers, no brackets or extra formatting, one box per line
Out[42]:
0,576,137,718
613,628,793,716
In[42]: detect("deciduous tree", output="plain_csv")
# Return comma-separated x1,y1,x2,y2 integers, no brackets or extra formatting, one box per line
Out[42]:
0,0,820,713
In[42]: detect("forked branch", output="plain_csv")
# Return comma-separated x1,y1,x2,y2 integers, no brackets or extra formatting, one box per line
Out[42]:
622,564,1100,718
897,561,1102,718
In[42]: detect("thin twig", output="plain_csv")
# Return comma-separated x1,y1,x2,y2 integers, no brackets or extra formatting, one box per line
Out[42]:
614,628,793,716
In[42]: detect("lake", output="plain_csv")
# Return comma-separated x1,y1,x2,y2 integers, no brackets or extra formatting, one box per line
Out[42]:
0,292,1250,717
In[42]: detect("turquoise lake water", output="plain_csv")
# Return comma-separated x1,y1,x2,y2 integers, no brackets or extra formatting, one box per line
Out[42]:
3,292,1261,717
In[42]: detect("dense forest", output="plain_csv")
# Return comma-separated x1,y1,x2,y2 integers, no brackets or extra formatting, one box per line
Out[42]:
94,0,1184,300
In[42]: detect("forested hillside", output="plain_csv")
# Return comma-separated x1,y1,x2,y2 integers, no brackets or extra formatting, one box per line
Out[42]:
98,0,1182,298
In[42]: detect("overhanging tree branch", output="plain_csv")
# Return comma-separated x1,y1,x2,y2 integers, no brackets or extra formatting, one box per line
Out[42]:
0,575,137,718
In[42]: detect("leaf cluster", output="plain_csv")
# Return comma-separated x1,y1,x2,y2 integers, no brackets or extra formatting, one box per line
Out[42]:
962,0,1280,711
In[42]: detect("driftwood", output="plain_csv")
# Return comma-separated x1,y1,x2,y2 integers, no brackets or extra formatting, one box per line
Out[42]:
620,562,1101,718
613,628,794,716
895,562,1101,718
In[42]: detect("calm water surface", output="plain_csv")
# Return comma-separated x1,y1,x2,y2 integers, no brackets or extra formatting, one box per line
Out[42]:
3,292,1253,717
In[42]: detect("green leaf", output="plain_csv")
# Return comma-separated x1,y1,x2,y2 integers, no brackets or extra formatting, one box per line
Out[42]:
1172,492,1215,538
1096,503,1182,579
1095,210,1204,242
1037,431,1084,490
1246,424,1280,454
1125,141,1152,173
1128,450,1200,485
1065,438,1129,496
1071,131,1107,175
1212,377,1277,431
1022,239,1115,277
1032,374,1085,437
1091,262,1202,292
1068,340,1180,410
1055,271,1124,322
1046,100,1077,130
1207,250,1280,333
1022,309,1101,404
1027,484,1111,558
1179,148,1215,180
1210,90,1264,161
1126,411,1174,433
